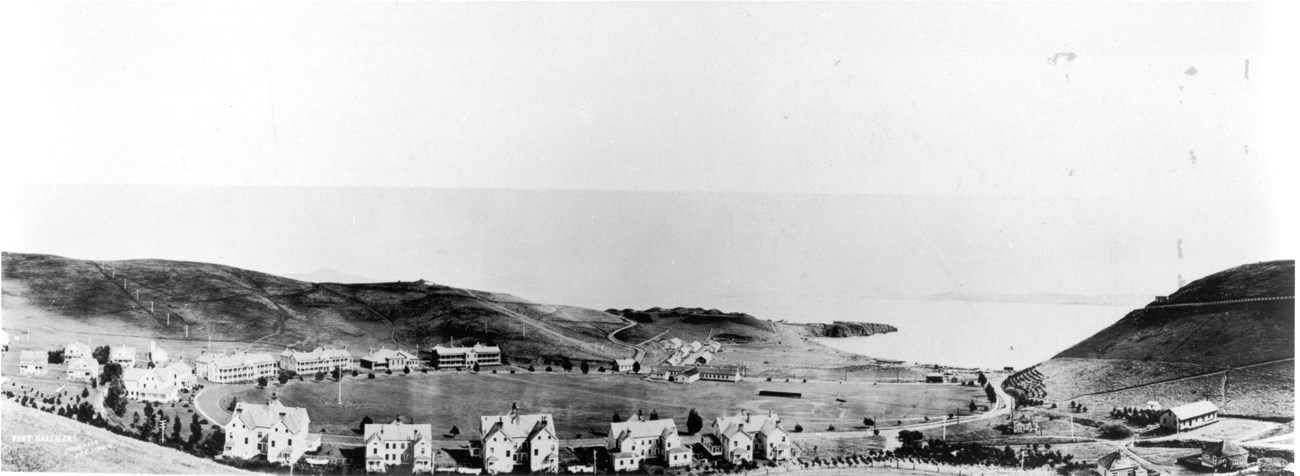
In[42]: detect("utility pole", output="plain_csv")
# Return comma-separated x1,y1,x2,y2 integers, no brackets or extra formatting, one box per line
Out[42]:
150,301,154,313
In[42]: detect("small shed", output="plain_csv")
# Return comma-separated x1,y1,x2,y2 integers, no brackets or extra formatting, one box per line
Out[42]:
925,373,945,383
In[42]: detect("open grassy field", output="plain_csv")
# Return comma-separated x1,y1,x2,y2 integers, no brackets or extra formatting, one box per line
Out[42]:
218,370,985,440
0,400,249,474
1062,362,1295,422
1033,358,1221,401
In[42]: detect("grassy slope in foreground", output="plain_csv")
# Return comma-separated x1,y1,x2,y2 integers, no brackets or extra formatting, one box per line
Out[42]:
1012,260,1294,418
0,400,250,474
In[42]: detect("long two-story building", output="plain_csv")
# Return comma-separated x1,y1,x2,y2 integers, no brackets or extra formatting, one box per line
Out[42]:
360,348,417,371
123,367,179,403
1159,401,1219,433
430,343,502,369
196,351,278,383
278,347,352,375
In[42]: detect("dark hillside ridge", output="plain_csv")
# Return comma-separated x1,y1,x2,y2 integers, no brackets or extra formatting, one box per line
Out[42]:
1054,260,1294,367
796,321,899,338
1,252,626,363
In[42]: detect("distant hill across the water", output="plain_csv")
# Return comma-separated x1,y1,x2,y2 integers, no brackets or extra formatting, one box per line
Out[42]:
282,268,383,284
1005,260,1294,419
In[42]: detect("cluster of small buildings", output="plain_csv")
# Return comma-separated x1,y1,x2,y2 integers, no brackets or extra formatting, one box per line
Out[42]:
662,338,722,366
701,411,794,463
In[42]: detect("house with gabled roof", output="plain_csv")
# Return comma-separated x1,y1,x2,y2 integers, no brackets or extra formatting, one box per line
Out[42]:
614,359,636,373
1011,414,1039,434
361,347,417,371
66,357,99,382
666,338,682,350
223,399,321,465
1159,400,1219,432
147,341,169,364
1201,440,1249,470
708,411,793,463
123,367,179,403
1097,451,1147,476
110,346,137,368
164,361,196,387
606,413,690,471
364,419,435,473
64,340,92,360
19,350,46,376
479,403,559,474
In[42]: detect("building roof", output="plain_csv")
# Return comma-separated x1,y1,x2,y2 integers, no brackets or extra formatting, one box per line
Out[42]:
1204,440,1248,457
67,357,97,370
714,411,781,437
667,446,692,454
1166,401,1219,420
18,350,43,362
680,368,699,377
232,400,311,435
614,359,635,366
211,352,276,369
282,347,351,362
110,347,137,359
364,422,433,444
432,343,501,356
123,368,174,385
364,348,417,361
1097,452,1140,471
926,372,944,378
611,418,678,442
65,341,92,354
166,361,193,376
480,411,555,442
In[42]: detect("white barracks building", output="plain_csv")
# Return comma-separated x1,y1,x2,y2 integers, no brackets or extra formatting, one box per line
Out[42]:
196,351,278,383
431,343,502,369
278,347,352,375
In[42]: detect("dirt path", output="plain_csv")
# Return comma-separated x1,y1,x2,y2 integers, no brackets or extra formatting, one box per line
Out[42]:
316,284,400,347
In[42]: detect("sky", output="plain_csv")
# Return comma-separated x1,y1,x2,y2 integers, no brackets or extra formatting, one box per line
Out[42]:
1,2,1295,311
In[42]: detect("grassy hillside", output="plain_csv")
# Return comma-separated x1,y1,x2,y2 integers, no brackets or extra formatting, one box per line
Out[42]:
1006,260,1294,419
1055,260,1294,366
0,400,250,474
1,252,630,363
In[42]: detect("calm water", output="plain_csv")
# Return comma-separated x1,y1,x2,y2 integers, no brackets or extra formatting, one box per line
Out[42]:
681,296,1134,370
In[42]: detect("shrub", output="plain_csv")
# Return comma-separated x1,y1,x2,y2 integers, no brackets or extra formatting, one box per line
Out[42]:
368,373,375,379
1099,423,1134,439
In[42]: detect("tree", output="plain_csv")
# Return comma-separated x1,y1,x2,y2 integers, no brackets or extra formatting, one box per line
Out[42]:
189,414,204,449
278,373,291,385
99,362,123,385
352,369,359,377
450,425,460,437
828,425,836,431
368,372,375,379
172,415,183,443
472,363,480,373
863,418,875,427
1098,423,1133,439
580,361,590,374
598,366,606,373
332,366,341,381
81,388,89,398
632,361,641,373
873,429,880,436
385,368,392,375
897,430,924,448
545,366,553,372
528,365,535,372
104,378,127,417
92,345,111,365
256,376,268,387
404,366,410,375
969,400,978,412
315,371,325,381
359,415,373,433
650,410,659,420
612,412,622,422
984,384,997,403
199,429,226,457
47,350,65,364
976,372,988,386
133,411,141,425
686,409,703,434
793,423,803,433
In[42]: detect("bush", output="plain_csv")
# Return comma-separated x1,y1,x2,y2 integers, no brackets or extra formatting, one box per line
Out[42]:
1099,423,1134,439
368,373,375,379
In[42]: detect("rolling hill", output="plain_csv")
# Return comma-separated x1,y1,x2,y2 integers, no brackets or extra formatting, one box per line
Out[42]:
1,252,882,368
0,400,251,474
1004,260,1294,418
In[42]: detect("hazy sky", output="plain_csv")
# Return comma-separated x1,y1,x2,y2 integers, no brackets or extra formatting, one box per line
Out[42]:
2,2,1294,311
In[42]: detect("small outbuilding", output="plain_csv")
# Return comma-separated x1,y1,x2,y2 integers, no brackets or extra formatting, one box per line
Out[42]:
1097,451,1147,476
925,373,945,383
1201,440,1249,470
